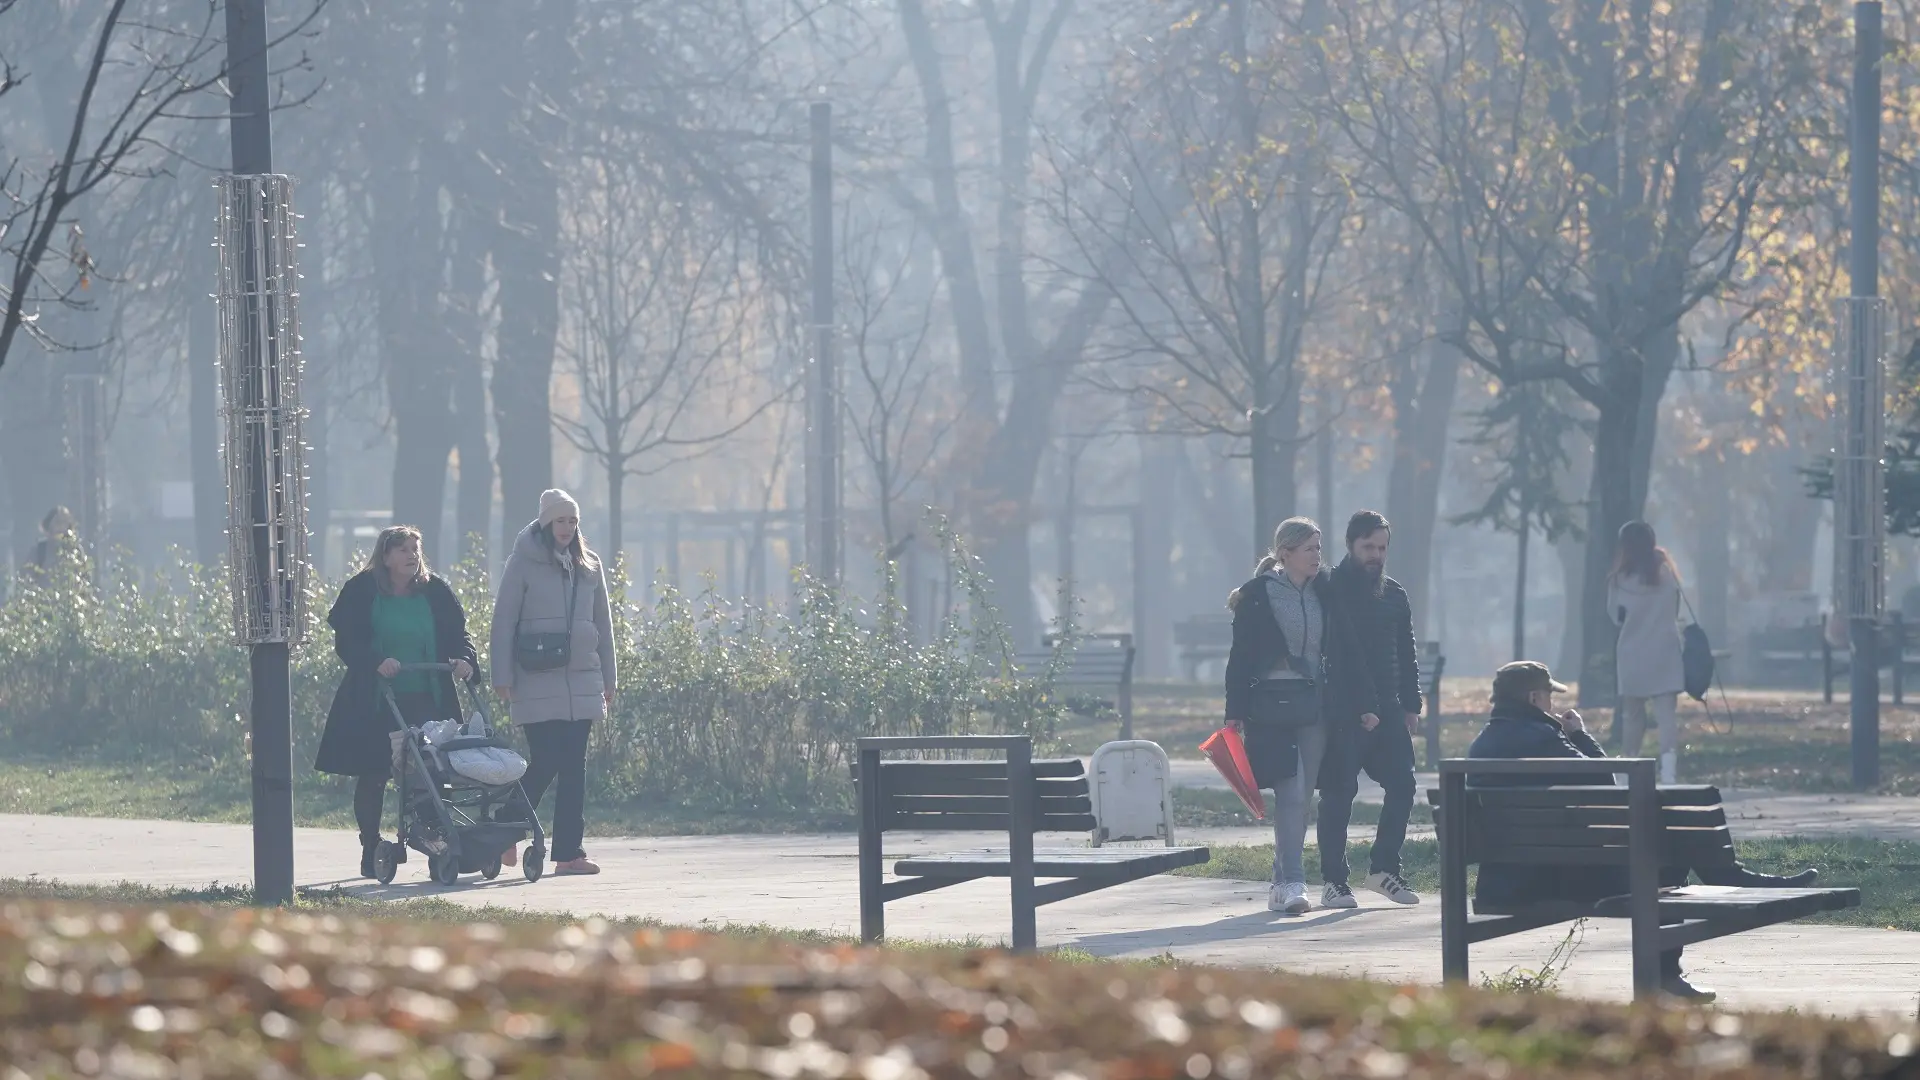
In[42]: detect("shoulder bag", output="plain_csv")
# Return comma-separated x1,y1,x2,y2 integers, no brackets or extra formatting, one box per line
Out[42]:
513,565,581,672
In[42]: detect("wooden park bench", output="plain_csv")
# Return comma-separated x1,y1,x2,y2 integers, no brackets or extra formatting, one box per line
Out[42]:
1012,634,1136,739
1430,757,1860,998
1174,614,1233,681
854,735,1209,951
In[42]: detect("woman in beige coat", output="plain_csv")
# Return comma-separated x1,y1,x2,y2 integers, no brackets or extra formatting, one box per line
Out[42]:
1608,521,1686,783
490,489,615,875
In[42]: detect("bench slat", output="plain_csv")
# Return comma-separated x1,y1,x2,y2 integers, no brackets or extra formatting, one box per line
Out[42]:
1472,805,1728,829
895,846,1209,878
875,775,1091,798
1439,785,1723,809
853,759,1087,783
887,812,1099,833
887,794,1093,816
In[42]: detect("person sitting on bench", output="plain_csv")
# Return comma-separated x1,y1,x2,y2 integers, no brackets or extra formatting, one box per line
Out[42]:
1466,661,1819,1002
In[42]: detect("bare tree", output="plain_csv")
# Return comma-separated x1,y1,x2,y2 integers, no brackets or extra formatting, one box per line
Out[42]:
886,0,1118,643
1062,0,1350,557
1316,0,1811,696
554,149,774,562
839,205,954,558
0,1,319,379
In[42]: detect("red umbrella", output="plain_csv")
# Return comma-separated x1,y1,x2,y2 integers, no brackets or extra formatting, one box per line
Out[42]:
1199,726,1265,820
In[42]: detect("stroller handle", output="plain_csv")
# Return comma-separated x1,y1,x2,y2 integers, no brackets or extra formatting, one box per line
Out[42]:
382,661,485,686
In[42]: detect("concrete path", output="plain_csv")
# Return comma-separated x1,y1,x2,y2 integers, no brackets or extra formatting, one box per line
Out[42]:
11,813,1920,1019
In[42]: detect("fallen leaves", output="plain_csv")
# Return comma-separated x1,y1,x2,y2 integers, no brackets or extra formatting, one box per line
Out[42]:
0,898,1912,1078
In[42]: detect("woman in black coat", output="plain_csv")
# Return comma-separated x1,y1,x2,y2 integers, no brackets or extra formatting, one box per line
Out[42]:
315,525,479,878
1223,517,1373,914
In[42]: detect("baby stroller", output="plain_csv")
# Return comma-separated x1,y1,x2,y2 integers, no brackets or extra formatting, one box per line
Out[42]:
369,663,549,886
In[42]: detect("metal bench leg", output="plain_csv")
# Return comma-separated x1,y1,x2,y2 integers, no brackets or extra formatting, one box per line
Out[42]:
1439,771,1469,983
1627,763,1662,999
858,747,885,944
1009,743,1037,951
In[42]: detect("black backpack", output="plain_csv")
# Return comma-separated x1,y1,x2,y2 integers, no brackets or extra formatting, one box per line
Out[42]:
1678,590,1715,702
1682,622,1714,702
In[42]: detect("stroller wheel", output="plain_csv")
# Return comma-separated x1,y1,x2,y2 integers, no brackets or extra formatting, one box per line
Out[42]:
524,844,545,883
429,854,461,886
373,841,400,885
482,854,502,881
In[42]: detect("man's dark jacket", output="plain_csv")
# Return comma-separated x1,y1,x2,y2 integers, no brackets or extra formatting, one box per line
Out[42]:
1323,557,1423,725
1464,699,1680,910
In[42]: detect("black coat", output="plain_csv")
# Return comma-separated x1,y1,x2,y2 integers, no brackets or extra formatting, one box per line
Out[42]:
1464,699,1680,909
1223,570,1374,787
314,571,479,777
1324,558,1423,721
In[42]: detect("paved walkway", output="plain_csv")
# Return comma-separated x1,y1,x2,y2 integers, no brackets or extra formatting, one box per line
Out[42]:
11,812,1920,1019
1175,763,1920,847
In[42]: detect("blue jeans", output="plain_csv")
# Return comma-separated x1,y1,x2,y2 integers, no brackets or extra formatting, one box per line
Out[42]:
1269,721,1329,884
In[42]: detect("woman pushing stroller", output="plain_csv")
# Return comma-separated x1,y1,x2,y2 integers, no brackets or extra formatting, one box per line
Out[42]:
316,525,479,879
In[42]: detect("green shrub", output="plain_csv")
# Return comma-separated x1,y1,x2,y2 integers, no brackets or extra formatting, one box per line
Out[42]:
0,532,1064,816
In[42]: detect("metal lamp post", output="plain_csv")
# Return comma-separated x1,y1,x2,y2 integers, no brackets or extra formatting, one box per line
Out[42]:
219,0,308,904
1837,1,1886,789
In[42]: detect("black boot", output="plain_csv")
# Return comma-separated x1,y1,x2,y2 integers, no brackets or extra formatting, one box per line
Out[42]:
360,841,379,879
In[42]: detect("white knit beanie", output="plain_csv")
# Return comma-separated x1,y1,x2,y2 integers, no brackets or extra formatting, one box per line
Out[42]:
538,488,581,528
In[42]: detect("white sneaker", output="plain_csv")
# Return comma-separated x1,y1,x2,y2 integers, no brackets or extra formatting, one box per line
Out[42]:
1366,871,1420,905
1321,882,1359,909
1268,882,1311,915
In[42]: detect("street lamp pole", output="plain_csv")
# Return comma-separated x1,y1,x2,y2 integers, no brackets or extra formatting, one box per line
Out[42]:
1842,1,1886,789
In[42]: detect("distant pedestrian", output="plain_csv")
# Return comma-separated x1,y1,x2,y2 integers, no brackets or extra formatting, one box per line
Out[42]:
490,489,615,877
1316,510,1423,908
1608,521,1685,782
315,525,479,879
19,505,78,587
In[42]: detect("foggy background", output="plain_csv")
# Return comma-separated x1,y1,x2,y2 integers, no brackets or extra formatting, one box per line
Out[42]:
1,0,1908,685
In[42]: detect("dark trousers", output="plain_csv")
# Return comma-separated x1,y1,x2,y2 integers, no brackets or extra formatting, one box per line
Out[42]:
520,719,592,862
354,691,441,848
1317,718,1416,884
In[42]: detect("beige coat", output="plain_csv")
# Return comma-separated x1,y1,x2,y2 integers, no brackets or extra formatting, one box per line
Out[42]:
490,522,616,724
1608,567,1685,699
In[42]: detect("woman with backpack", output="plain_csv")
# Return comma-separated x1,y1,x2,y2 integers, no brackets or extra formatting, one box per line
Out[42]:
490,489,615,876
1608,520,1686,783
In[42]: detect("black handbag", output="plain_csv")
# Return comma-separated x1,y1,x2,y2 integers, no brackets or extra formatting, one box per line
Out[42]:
514,566,581,672
1242,679,1321,789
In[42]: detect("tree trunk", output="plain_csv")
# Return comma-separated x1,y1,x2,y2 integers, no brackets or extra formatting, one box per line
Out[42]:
1556,534,1586,672
1250,394,1300,563
372,165,456,555
447,210,492,565
1579,391,1643,706
1697,469,1730,635
1316,405,1334,528
188,242,224,569
606,456,625,575
0,355,62,567
297,183,333,578
1134,437,1178,678
1385,336,1463,628
1515,517,1530,661
486,0,574,553
1762,439,1820,592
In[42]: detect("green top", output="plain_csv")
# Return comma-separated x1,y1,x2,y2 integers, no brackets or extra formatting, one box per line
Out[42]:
371,589,441,704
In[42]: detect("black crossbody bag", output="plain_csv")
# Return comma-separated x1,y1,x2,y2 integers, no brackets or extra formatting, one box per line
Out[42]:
514,566,581,672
